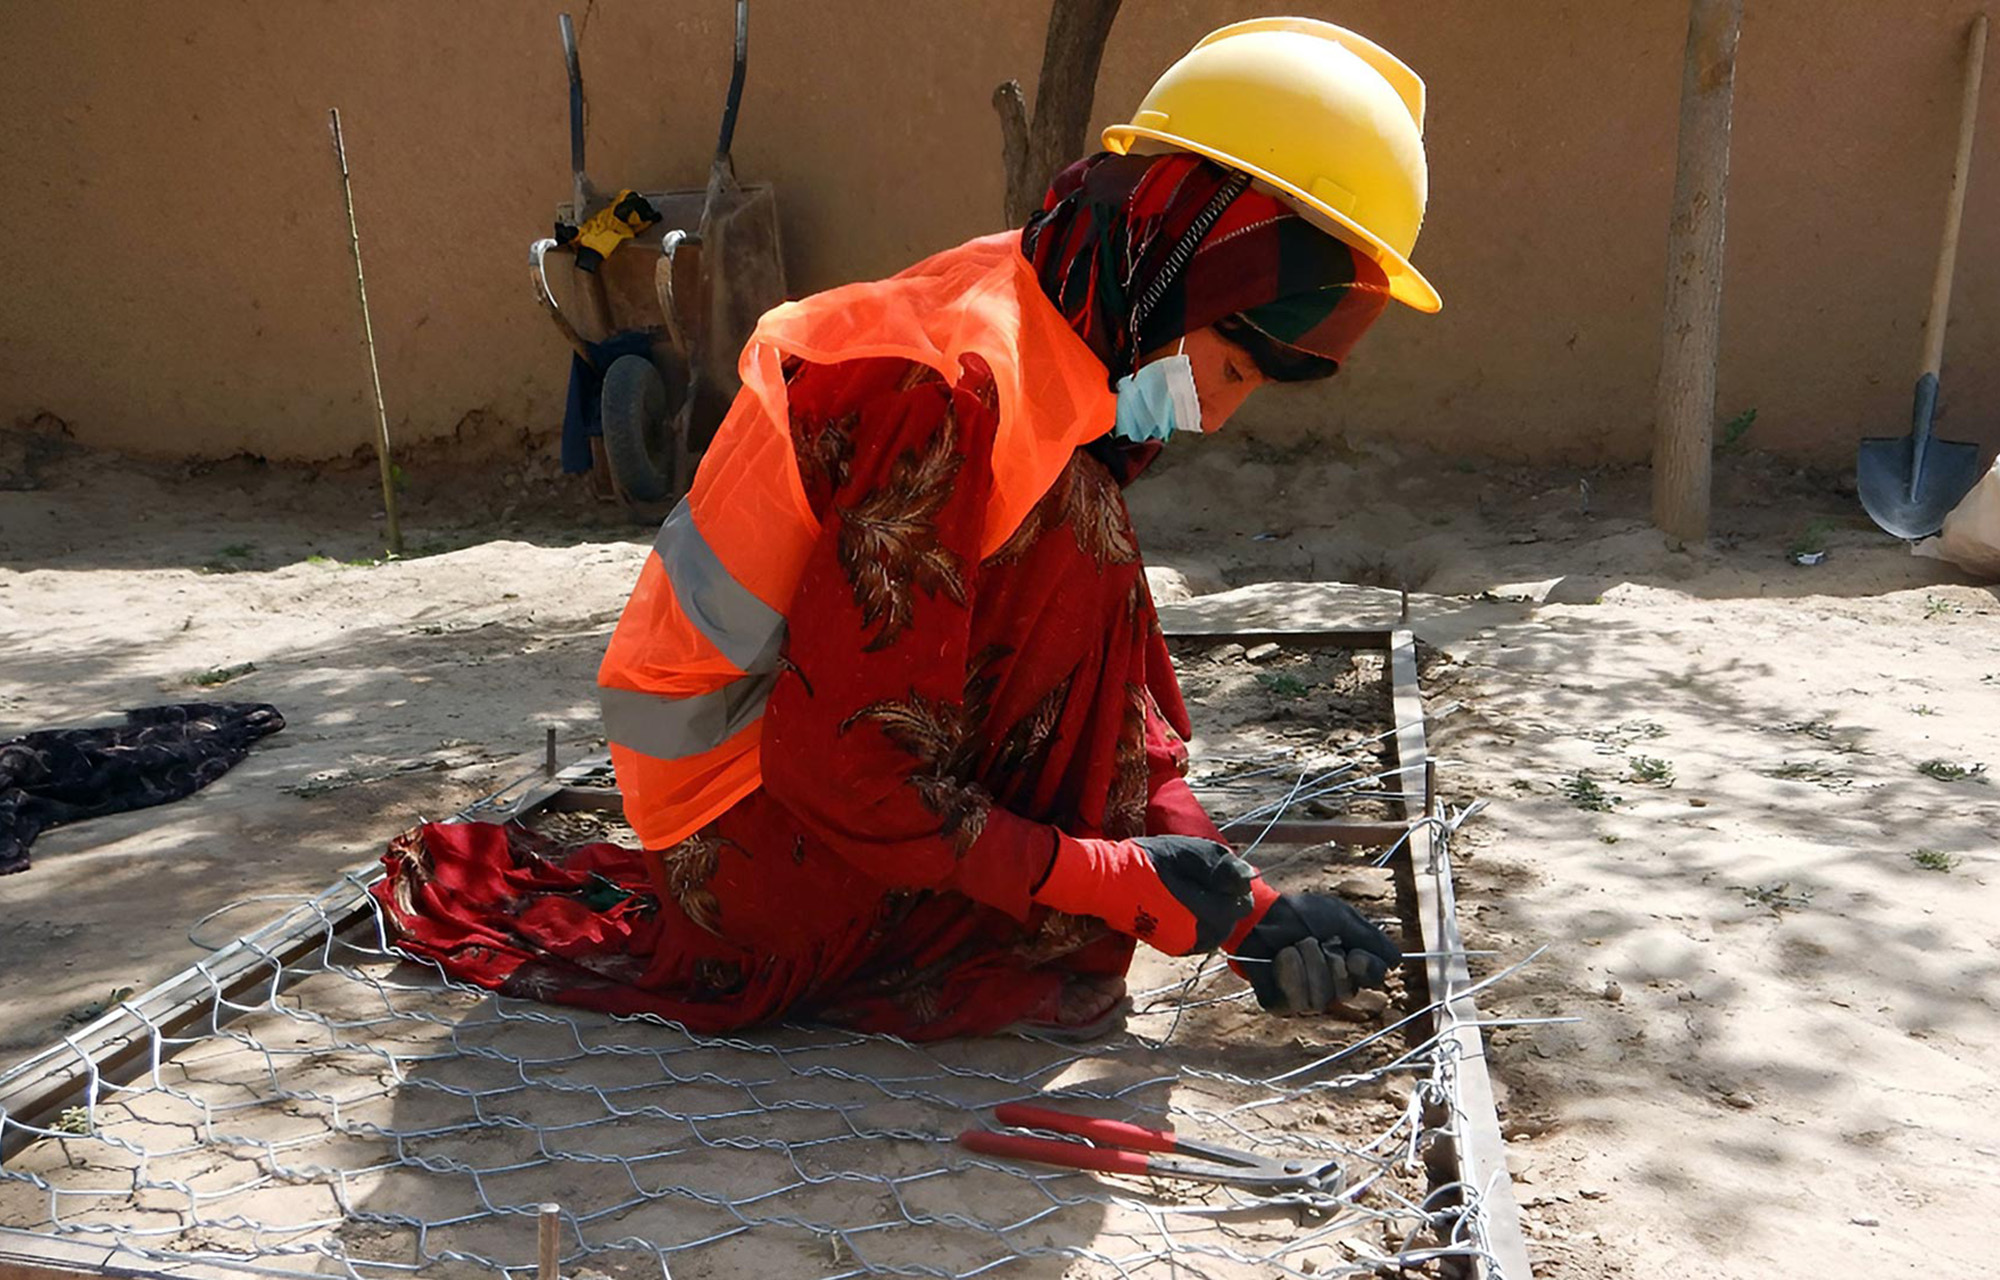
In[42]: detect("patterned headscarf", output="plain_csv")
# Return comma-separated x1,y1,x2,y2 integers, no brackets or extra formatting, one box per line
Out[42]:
1022,152,1390,384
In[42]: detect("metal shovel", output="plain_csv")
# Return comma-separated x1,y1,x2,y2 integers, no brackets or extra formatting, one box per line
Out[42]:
1859,14,1989,539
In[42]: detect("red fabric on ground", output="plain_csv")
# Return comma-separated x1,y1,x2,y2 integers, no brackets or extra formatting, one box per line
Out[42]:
375,353,1229,1039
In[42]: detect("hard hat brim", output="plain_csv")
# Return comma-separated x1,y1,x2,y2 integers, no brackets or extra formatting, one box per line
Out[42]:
1103,125,1442,314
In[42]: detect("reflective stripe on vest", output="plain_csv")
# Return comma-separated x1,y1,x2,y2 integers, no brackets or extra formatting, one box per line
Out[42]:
599,497,785,763
599,675,776,762
652,498,786,673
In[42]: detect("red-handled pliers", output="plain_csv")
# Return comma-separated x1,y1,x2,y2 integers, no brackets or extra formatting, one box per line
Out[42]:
957,1103,1344,1194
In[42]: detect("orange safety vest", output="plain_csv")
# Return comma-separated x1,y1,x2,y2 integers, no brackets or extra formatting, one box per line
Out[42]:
597,232,1118,850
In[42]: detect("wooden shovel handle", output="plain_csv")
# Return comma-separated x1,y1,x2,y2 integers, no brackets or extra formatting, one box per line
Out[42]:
1920,13,1988,380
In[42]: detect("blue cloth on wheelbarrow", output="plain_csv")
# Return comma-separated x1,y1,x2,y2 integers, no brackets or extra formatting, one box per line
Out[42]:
561,331,657,474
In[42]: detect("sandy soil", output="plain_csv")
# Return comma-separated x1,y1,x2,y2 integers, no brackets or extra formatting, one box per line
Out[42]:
3,434,1997,1278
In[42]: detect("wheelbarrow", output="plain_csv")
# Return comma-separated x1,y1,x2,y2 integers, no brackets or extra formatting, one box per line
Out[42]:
528,1,786,508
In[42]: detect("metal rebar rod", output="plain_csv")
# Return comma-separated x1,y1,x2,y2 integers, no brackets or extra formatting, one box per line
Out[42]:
538,1203,561,1280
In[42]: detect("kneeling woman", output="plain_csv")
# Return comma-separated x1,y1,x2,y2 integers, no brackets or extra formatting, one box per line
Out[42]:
381,19,1440,1038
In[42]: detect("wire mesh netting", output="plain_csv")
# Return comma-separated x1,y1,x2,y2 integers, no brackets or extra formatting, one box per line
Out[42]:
0,651,1515,1280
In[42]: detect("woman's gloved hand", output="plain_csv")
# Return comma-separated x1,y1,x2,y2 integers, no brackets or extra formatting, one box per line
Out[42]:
1229,893,1403,1014
1032,834,1256,956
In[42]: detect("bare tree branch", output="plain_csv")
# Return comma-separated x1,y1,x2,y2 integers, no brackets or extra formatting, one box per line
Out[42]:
994,0,1123,227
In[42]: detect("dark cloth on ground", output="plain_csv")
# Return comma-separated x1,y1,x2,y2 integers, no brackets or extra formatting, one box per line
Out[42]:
0,702,285,875
377,352,1223,1039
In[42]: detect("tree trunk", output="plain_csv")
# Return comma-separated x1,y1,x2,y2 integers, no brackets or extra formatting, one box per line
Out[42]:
1651,0,1743,545
995,0,1124,228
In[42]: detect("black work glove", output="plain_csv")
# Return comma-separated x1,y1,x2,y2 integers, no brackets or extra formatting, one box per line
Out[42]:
1136,835,1257,954
1230,892,1403,1014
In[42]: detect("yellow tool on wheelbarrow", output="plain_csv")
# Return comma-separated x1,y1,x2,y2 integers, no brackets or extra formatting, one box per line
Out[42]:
529,2,787,508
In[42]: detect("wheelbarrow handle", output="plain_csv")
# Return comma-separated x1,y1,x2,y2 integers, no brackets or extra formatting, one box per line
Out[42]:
656,230,694,356
716,0,748,167
560,13,593,218
529,238,594,366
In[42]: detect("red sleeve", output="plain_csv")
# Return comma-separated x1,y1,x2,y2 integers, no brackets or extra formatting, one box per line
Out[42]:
1142,692,1227,842
1138,622,1226,842
1136,624,1282,952
757,356,1056,922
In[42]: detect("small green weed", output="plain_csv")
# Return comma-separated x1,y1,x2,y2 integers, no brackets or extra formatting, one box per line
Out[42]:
1627,755,1676,786
1917,759,1987,783
52,1107,91,1136
1599,834,1621,845
199,543,262,574
1561,771,1619,812
304,552,388,568
1773,719,1866,754
188,661,256,687
1910,849,1961,873
1719,408,1757,449
1924,595,1960,619
1734,881,1814,912
1256,672,1310,699
1761,759,1854,791
1786,519,1835,559
60,985,135,1028
1910,704,1937,717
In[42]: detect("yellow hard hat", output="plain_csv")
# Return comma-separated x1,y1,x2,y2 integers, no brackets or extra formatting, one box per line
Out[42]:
1104,18,1440,313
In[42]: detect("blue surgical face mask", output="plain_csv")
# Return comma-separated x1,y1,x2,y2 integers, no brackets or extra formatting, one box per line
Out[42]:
1110,339,1204,444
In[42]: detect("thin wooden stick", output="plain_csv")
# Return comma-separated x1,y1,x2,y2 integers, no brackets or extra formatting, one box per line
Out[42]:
327,107,403,557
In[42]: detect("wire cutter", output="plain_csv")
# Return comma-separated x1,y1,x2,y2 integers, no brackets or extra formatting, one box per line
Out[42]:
957,1103,1344,1194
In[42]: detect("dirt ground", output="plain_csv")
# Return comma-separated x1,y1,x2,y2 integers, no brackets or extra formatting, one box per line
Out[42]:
2,432,1997,1278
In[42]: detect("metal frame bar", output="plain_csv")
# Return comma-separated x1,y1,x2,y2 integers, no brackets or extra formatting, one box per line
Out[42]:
1163,622,1535,1280
1386,629,1533,1280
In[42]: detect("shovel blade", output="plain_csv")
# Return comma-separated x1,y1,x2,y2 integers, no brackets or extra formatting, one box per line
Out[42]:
1858,433,1985,539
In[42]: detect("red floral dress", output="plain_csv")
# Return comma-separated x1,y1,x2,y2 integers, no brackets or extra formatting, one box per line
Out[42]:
376,354,1222,1039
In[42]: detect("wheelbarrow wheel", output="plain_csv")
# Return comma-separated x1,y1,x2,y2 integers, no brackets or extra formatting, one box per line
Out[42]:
601,354,680,504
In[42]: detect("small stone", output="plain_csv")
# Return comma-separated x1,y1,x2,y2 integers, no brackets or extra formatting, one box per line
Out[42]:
1602,980,1623,1002
1723,1091,1755,1110
1207,642,1246,663
1850,1216,1879,1228
1300,1256,1319,1274
1245,642,1282,663
1578,1187,1608,1200
1687,797,1709,807
1329,989,1389,1020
